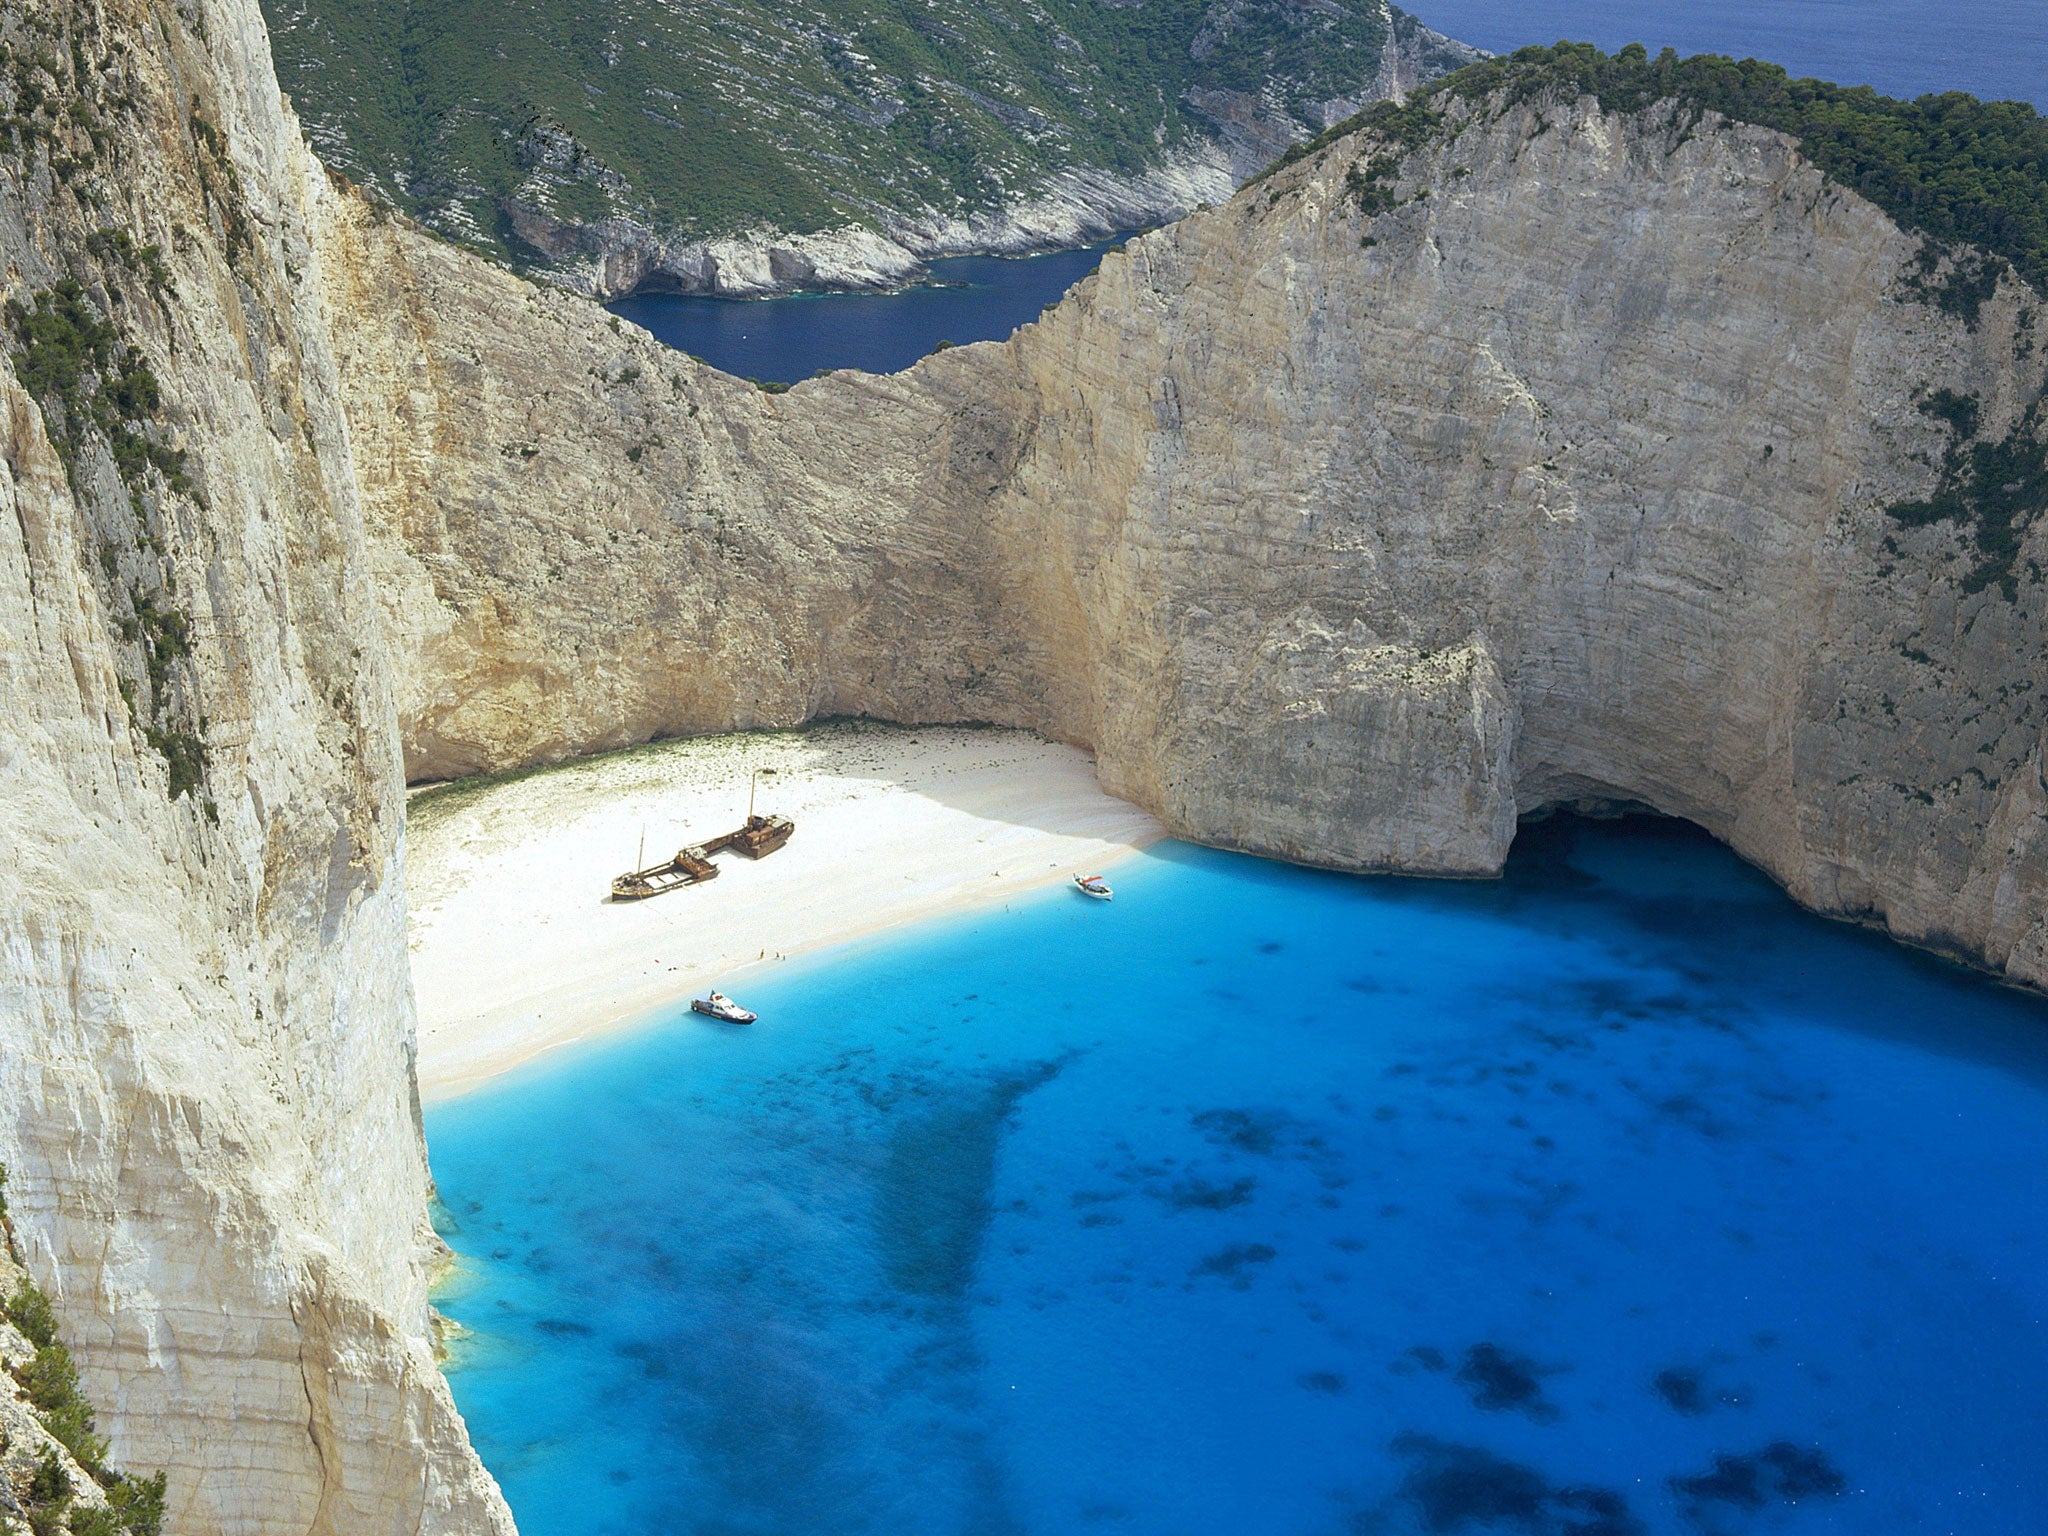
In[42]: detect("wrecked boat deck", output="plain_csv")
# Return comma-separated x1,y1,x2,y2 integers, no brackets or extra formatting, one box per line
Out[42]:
610,815,795,901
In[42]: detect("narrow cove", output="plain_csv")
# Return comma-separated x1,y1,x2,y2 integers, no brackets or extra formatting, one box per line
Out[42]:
606,241,1123,385
425,815,2048,1535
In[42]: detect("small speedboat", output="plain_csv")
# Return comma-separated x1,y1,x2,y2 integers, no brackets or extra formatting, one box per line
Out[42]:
1073,874,1113,901
691,990,757,1024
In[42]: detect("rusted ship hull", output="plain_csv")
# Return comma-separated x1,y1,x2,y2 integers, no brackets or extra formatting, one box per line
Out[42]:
608,816,795,900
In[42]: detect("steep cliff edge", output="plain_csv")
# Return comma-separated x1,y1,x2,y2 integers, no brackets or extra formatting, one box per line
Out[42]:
330,66,2048,988
0,0,508,1531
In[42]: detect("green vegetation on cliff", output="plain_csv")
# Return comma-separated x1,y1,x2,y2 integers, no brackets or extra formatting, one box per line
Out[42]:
1325,42,2048,300
1434,46,2048,597
1,15,216,810
0,1169,166,1536
259,0,1473,266
1291,44,2047,604
5,275,210,809
1891,389,2047,598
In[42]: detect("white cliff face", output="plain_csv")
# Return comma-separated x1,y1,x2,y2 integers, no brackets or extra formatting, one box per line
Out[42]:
327,89,2047,989
0,0,507,1530
1009,96,2048,981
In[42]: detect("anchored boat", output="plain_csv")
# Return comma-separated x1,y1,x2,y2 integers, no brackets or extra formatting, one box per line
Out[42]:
690,991,756,1024
1073,873,1113,901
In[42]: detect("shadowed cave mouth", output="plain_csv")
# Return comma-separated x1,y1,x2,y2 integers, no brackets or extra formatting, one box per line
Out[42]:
1503,796,2003,987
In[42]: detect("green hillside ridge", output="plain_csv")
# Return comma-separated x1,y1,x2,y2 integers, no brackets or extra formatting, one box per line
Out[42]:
260,0,1475,272
1292,42,2048,300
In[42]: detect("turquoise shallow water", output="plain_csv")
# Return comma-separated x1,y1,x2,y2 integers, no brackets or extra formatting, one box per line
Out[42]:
428,816,2048,1535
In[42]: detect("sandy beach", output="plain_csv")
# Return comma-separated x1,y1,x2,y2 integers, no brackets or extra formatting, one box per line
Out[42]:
405,723,1164,1099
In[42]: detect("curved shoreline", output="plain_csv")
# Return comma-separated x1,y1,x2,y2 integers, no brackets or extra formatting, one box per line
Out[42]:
406,724,1163,1101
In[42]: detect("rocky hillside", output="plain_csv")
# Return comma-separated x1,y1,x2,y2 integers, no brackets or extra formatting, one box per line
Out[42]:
331,48,2048,989
259,0,1478,294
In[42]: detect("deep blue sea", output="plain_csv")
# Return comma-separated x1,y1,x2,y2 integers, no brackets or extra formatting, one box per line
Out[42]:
428,815,2048,1536
1413,0,2046,110
609,242,1118,386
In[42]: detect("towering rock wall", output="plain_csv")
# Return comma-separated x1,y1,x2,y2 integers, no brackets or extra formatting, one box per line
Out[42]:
0,0,508,1530
329,87,2048,989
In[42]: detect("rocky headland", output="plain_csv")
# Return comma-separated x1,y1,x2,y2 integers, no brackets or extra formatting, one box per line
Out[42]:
496,5,1487,302
262,0,1481,298
0,5,2045,1533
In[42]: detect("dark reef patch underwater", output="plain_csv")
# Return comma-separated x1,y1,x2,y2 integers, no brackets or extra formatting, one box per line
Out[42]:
426,816,2048,1534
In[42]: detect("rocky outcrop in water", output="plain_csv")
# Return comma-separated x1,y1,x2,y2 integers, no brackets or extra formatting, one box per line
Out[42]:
332,85,2048,988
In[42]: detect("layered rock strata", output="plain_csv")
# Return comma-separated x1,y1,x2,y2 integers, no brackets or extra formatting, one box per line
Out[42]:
0,0,508,1531
330,89,2048,987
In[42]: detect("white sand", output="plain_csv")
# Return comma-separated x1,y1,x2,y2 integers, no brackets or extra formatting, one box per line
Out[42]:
405,723,1164,1099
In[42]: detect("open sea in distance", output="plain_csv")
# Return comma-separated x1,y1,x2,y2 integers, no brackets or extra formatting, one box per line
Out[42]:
427,816,2048,1536
1414,0,2046,112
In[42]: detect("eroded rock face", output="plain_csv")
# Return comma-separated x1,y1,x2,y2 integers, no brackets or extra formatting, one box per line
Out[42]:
0,0,508,1531
328,90,2047,986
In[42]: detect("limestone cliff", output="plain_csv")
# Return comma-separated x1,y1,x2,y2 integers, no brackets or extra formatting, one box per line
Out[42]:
0,0,508,1531
328,84,2048,988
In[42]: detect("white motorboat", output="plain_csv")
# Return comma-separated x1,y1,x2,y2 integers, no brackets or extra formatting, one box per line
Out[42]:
1073,874,1113,901
690,990,757,1024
